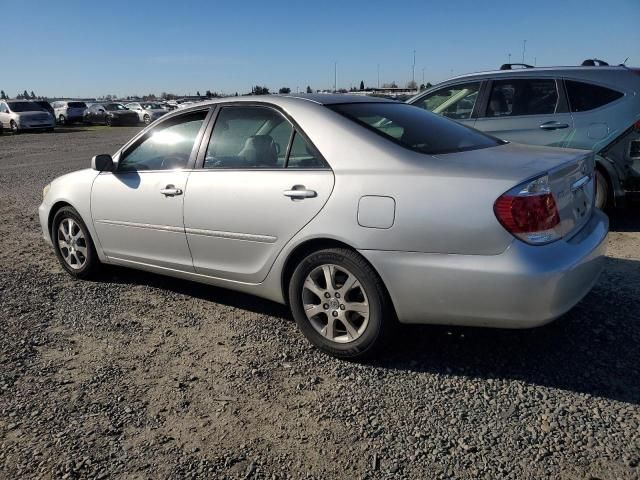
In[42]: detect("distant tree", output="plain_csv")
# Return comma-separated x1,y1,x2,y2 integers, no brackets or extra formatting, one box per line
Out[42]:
338,88,348,94
306,85,312,94
278,87,291,94
30,91,36,99
406,80,418,89
0,90,6,99
252,85,270,95
196,91,201,97
382,81,398,88
235,92,238,96
205,90,212,98
359,80,365,91
22,90,29,99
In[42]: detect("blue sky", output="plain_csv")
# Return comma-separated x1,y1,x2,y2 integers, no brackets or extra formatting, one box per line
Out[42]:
3,0,639,98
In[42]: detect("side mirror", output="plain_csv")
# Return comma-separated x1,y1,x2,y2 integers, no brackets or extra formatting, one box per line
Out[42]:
92,154,114,172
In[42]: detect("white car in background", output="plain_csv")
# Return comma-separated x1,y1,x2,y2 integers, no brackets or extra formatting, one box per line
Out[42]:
52,101,87,125
0,100,55,133
125,102,167,125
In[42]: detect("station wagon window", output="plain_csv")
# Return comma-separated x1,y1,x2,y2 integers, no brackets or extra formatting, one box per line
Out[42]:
565,80,623,112
486,79,558,117
204,106,293,168
414,82,481,120
118,110,207,171
330,102,501,155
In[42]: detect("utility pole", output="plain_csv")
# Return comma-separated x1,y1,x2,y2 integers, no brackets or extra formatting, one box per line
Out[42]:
522,40,527,63
508,53,511,64
377,64,380,89
422,68,425,85
334,61,337,92
412,49,416,85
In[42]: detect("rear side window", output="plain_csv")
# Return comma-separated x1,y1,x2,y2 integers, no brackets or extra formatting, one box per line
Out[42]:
565,80,623,112
330,102,501,155
487,79,558,117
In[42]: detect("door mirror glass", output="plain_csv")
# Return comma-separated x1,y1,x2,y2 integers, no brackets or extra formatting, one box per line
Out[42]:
92,154,114,172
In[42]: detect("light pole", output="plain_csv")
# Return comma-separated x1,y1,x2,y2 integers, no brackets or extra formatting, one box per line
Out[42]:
412,49,416,85
522,40,527,63
334,61,337,92
508,53,511,64
377,64,380,89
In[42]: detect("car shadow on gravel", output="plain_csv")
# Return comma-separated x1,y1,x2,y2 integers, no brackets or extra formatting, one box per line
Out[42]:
609,203,640,232
382,256,640,405
98,255,640,405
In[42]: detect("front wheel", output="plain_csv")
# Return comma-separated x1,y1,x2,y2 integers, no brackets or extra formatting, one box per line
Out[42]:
105,116,112,127
143,114,151,125
51,206,100,279
594,170,610,210
288,248,392,359
58,115,65,125
10,120,19,134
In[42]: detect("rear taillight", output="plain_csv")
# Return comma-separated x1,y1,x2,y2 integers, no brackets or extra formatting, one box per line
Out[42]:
494,174,561,245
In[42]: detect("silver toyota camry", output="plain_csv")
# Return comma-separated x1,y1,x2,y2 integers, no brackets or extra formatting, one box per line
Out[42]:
39,94,609,359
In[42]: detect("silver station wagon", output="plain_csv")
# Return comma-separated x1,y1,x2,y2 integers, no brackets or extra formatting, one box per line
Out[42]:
409,61,640,209
39,95,608,359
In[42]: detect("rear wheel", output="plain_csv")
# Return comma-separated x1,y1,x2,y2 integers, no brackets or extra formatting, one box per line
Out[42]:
143,114,151,125
595,169,610,210
105,116,112,127
288,248,392,359
10,120,19,134
52,206,100,279
58,114,65,125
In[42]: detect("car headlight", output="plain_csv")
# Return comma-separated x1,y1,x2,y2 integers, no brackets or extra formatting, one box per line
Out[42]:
43,183,51,199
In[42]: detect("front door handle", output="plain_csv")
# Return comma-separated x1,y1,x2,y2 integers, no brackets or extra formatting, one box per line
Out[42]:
283,185,317,199
539,121,569,130
160,184,183,196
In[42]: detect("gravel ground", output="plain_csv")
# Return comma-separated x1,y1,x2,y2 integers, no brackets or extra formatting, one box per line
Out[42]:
1,127,639,480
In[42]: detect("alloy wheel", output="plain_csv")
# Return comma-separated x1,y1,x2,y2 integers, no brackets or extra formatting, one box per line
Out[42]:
57,218,88,270
302,264,370,344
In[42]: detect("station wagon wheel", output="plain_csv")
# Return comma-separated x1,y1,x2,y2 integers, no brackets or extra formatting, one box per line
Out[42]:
52,206,100,279
289,248,393,359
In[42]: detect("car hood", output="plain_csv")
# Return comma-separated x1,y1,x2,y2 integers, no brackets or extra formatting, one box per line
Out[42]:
429,142,592,182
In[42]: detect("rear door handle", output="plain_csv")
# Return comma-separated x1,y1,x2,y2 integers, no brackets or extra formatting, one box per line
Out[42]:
283,185,317,199
160,184,183,196
539,121,569,130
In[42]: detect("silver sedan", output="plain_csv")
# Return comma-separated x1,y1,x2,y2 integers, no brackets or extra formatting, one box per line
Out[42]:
39,95,608,359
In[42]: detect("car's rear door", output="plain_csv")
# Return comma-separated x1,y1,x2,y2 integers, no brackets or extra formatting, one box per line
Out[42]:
183,104,334,283
91,108,211,271
473,77,575,147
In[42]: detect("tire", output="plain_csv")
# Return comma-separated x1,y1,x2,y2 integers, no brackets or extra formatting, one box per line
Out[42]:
143,114,151,125
594,169,610,210
105,116,112,127
51,206,100,279
288,248,393,359
58,115,65,125
10,120,19,134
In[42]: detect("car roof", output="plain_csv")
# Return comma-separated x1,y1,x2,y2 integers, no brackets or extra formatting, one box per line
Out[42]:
438,65,632,83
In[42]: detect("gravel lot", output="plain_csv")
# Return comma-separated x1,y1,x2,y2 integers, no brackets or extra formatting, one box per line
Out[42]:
1,127,639,479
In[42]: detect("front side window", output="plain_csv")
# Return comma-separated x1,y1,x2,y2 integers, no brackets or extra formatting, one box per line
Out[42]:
486,79,558,117
565,80,623,112
330,102,500,155
414,82,481,120
118,110,207,171
204,106,293,168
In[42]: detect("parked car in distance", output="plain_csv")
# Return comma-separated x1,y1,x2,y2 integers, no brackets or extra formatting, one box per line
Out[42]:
408,61,640,209
125,102,167,124
0,100,55,133
52,100,88,124
40,95,608,359
83,103,139,126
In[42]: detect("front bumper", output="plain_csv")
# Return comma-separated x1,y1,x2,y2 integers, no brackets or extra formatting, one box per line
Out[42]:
360,209,609,328
38,203,52,246
19,120,55,129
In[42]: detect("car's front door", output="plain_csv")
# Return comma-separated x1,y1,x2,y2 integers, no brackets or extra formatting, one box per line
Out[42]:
473,77,575,147
91,108,210,271
183,105,334,283
410,81,482,128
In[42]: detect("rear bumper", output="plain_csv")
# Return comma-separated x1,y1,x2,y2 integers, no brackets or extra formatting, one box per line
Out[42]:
360,209,609,328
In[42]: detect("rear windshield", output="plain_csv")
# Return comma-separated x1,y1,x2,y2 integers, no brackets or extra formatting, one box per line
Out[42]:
329,102,501,154
105,103,127,111
68,102,86,108
7,101,45,112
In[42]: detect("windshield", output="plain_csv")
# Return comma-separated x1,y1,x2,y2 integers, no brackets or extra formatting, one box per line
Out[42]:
7,101,45,112
68,102,86,108
329,102,501,155
105,103,127,111
142,103,163,110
